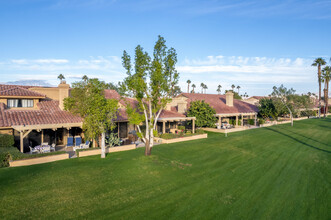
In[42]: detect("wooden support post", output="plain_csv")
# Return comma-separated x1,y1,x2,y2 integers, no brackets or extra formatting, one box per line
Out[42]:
20,131,24,153
162,121,166,134
117,122,120,138
254,114,257,126
192,119,195,134
241,114,244,126
236,115,238,127
41,129,44,144
218,116,221,125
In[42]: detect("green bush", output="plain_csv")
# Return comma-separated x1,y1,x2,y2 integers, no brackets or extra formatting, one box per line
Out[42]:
186,130,192,135
0,134,14,148
160,133,176,139
177,126,185,131
248,119,255,125
258,119,265,125
195,129,205,134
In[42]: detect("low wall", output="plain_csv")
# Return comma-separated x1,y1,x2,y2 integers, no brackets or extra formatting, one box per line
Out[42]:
9,153,69,167
260,117,310,127
157,133,208,144
78,144,136,157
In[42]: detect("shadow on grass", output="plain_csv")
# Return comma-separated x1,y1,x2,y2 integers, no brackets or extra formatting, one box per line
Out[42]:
281,127,330,147
265,127,331,154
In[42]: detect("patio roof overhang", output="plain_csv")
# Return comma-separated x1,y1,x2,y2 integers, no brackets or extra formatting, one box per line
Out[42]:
215,112,257,117
157,116,196,122
12,122,83,132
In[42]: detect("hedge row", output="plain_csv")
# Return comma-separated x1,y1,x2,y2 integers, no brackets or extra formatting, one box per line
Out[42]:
0,147,67,168
0,134,14,148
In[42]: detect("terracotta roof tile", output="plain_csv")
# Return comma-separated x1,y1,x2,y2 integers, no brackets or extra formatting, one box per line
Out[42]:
0,85,45,97
179,93,258,114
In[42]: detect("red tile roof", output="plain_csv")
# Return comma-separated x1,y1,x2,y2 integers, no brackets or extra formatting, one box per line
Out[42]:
0,100,82,127
179,93,258,114
0,85,45,98
250,96,266,100
159,110,186,119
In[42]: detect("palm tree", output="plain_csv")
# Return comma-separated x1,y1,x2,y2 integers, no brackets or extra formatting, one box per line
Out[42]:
312,57,326,118
200,83,205,93
57,74,65,83
186,79,191,93
244,92,247,98
231,84,235,91
322,66,331,117
216,84,222,94
204,84,208,93
191,84,196,93
82,75,88,82
236,85,241,94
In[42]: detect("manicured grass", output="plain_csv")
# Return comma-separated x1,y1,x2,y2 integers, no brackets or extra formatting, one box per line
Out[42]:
0,118,330,219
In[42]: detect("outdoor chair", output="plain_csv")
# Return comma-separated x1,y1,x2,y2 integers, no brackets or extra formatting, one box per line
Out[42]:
79,141,90,149
66,136,74,148
50,143,56,152
42,146,51,153
29,146,38,154
42,142,48,146
75,136,82,147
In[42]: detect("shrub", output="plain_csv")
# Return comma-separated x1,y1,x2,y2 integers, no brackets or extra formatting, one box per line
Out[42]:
195,129,205,134
0,134,14,148
187,100,217,127
178,126,185,131
160,133,176,139
248,119,255,125
186,130,192,135
258,119,265,125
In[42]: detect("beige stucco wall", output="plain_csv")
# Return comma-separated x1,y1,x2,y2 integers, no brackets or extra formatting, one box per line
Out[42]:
78,144,136,157
29,87,60,100
0,129,13,135
165,96,188,112
156,133,208,144
9,153,69,167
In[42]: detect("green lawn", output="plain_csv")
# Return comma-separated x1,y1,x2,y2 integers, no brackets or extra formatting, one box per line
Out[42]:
0,118,330,219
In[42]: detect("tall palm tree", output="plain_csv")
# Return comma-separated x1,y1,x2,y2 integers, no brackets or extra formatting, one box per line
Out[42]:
312,57,326,118
236,85,241,94
57,74,65,83
217,84,222,94
231,84,235,91
191,84,196,93
204,84,208,94
200,83,205,93
322,66,331,117
186,79,191,93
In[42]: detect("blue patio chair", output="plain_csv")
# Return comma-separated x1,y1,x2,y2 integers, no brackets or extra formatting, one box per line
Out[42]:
66,136,74,147
75,136,82,146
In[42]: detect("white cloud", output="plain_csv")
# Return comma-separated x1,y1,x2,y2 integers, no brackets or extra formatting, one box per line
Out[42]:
34,59,69,64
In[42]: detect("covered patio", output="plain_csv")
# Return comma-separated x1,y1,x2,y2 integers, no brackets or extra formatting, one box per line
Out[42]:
12,122,83,153
157,116,196,134
216,112,258,128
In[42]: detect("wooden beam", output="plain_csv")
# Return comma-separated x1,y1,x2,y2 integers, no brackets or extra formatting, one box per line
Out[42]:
20,131,23,153
192,119,195,134
162,121,166,134
22,129,32,138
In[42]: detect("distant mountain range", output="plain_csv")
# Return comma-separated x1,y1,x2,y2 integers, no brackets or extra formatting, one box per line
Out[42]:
5,80,54,87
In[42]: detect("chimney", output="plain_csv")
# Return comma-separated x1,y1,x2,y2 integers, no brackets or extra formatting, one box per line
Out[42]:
177,101,187,114
58,81,70,110
226,91,234,107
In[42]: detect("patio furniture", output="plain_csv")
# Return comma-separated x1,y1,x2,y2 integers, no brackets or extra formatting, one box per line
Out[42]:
42,142,48,146
50,143,56,152
75,136,82,146
41,146,51,153
66,136,74,148
73,141,90,151
29,146,38,154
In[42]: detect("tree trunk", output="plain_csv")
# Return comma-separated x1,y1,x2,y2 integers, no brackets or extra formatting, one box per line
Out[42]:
326,82,329,115
101,132,106,158
145,139,151,156
318,65,321,118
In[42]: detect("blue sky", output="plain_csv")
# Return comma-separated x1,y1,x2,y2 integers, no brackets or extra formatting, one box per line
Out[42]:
0,0,330,96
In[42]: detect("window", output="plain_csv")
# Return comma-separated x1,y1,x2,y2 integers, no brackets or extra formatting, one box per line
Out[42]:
7,99,34,108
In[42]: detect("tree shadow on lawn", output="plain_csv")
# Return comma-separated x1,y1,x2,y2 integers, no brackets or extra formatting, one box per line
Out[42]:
281,127,330,147
265,127,331,154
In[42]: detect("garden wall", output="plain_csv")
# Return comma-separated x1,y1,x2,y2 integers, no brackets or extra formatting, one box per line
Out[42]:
9,153,69,167
78,144,136,157
156,133,207,144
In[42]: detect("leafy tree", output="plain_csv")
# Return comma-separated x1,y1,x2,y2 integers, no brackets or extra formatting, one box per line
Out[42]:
57,74,65,83
82,75,88,82
271,84,296,126
217,84,222,94
312,57,326,118
258,98,277,119
191,84,196,93
322,66,330,116
186,79,191,93
121,35,179,156
64,78,118,158
171,86,182,97
187,100,217,127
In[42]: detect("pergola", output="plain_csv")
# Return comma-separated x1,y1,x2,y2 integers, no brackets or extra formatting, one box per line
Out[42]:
12,122,83,152
157,116,196,134
215,112,258,126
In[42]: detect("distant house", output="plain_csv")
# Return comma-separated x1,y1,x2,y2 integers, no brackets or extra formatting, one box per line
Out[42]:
168,91,259,126
243,96,267,105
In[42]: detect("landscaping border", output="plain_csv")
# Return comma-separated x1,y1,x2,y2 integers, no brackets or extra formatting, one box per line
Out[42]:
155,133,208,144
9,152,69,167
78,144,136,157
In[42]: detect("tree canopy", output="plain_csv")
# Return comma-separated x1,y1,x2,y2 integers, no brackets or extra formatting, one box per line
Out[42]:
187,100,217,127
